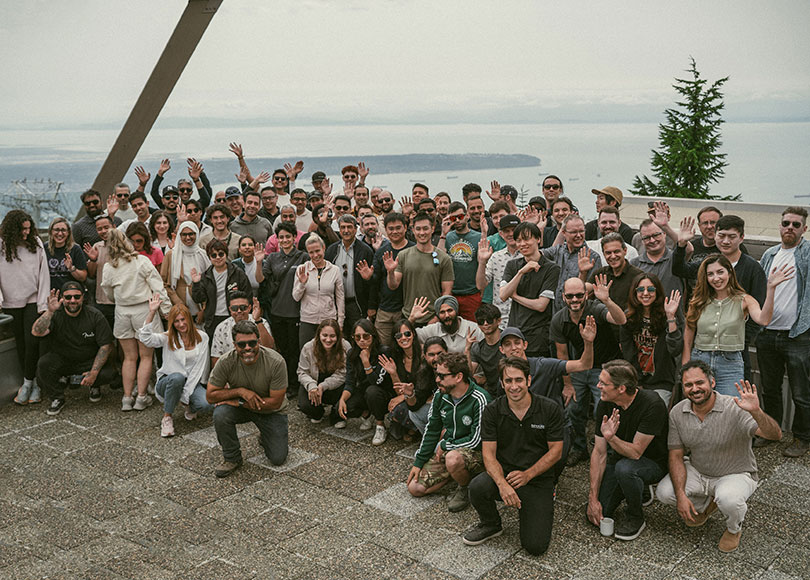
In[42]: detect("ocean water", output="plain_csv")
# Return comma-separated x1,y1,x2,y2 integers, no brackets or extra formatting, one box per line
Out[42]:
1,122,808,225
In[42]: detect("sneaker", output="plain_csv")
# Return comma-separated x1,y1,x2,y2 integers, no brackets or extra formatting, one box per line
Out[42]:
133,394,153,411
372,425,387,446
566,447,589,467
46,399,65,416
782,438,810,458
121,396,135,411
89,386,102,403
718,529,742,553
462,522,503,546
13,383,32,405
448,485,470,513
184,408,198,421
333,419,347,429
147,381,156,395
686,499,718,528
161,415,175,438
614,518,646,541
215,459,243,478
310,416,324,424
28,384,41,404
359,414,375,431
642,484,654,507
752,435,771,448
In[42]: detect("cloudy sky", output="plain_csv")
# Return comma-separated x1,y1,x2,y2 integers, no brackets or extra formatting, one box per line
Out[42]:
2,0,809,128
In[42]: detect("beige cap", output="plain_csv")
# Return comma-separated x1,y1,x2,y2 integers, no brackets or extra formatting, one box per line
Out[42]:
591,186,623,205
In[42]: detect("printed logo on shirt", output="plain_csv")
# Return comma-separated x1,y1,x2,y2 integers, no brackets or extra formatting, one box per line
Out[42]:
82,332,95,339
440,409,448,418
530,423,545,430
448,240,474,263
462,415,472,426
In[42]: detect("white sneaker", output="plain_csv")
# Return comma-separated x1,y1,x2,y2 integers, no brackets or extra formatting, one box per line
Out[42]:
133,395,153,411
121,396,135,412
360,415,375,431
333,420,347,429
161,415,175,438
310,417,323,424
147,381,156,395
184,407,198,421
372,425,387,446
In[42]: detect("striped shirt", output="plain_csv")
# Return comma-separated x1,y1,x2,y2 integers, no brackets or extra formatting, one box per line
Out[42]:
668,394,759,480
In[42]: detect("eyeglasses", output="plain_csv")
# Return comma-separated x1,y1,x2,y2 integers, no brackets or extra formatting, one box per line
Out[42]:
394,330,412,340
448,214,464,222
187,208,201,214
209,251,227,259
235,339,258,349
476,317,498,325
229,304,250,312
164,194,179,200
51,227,69,234
335,205,351,211
178,188,193,194
343,174,357,180
179,232,196,238
435,371,455,379
782,220,803,229
641,231,663,242
273,176,287,181
543,183,561,191
62,294,83,301
431,251,440,267
116,193,130,199
83,199,100,206
564,292,585,300
354,332,372,341
635,286,656,294
215,197,226,203
566,229,585,236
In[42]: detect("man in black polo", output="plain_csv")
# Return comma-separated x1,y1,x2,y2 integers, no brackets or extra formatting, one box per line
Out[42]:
462,357,564,555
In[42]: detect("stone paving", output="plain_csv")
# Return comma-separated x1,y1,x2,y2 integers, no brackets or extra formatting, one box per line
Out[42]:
2,390,810,580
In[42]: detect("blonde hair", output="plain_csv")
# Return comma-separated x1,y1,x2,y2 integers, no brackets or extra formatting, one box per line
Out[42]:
106,228,138,267
48,217,75,254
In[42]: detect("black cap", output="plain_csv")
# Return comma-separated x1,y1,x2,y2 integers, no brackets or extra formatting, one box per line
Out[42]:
225,186,241,198
499,214,520,230
528,196,547,209
162,185,179,196
500,327,526,343
501,185,518,199
312,171,326,181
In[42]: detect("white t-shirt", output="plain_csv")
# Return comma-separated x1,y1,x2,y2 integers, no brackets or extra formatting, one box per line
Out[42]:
767,246,798,330
243,259,261,291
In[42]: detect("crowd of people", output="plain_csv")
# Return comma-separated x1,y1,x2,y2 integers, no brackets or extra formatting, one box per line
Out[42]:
1,145,808,557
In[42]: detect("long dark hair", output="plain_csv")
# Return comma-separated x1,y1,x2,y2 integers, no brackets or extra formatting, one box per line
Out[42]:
348,318,382,379
149,210,175,242
391,318,423,376
126,221,154,255
1,210,39,262
625,272,667,336
686,254,745,329
313,319,346,374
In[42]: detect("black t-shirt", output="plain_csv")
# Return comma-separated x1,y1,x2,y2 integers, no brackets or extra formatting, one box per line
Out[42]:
49,305,114,361
46,243,88,291
481,393,565,484
528,357,568,407
595,388,669,469
502,256,560,355
549,300,620,367
588,263,644,311
470,339,504,397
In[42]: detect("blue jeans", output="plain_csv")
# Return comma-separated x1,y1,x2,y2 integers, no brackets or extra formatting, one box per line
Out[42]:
599,456,666,521
691,349,743,397
155,373,214,415
757,329,810,441
566,368,601,452
213,405,289,465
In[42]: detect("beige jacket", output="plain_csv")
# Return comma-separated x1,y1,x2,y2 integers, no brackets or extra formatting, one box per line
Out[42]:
291,261,345,325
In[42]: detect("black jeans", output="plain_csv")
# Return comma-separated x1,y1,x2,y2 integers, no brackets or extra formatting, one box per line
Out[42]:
343,299,363,338
469,472,555,556
598,455,666,521
37,350,119,400
270,315,300,397
297,385,343,422
757,328,810,442
345,380,396,422
7,303,40,380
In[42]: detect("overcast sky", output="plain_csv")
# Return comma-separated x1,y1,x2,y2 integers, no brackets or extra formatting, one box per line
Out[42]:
2,0,809,128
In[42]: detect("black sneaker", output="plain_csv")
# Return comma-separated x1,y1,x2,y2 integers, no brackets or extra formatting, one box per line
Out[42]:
462,522,503,546
614,518,646,541
46,399,65,416
642,484,654,507
89,386,102,403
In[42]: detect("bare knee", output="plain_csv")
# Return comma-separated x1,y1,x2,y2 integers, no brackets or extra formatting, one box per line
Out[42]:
408,481,427,497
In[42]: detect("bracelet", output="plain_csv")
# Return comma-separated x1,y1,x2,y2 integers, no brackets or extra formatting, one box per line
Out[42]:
667,318,677,323
439,236,446,240
364,366,373,371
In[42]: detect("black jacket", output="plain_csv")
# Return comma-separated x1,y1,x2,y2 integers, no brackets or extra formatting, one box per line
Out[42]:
190,262,252,336
324,239,375,313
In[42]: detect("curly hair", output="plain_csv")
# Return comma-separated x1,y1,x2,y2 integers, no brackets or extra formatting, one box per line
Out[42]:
47,217,75,254
106,228,138,267
686,254,745,329
1,210,39,262
313,319,346,375
625,272,668,336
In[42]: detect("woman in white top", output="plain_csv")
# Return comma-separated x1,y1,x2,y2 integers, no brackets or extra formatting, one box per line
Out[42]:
101,229,171,411
161,220,209,320
292,234,344,347
232,234,265,293
297,319,351,424
139,295,213,438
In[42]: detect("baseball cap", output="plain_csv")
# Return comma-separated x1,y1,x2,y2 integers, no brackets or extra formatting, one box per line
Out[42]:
311,171,326,182
591,186,624,205
225,186,242,198
528,196,547,210
162,185,179,196
499,215,520,230
500,327,526,344
500,185,518,200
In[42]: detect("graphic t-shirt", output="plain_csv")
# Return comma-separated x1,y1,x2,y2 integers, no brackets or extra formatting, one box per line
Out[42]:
49,305,113,361
46,244,87,291
445,230,481,295
635,317,658,375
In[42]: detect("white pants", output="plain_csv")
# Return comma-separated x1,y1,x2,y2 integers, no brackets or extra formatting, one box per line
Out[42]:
657,459,757,533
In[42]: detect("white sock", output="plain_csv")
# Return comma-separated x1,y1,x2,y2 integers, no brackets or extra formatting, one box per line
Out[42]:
22,378,33,388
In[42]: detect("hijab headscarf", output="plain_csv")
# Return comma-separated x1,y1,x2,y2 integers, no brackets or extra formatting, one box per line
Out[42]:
170,221,210,288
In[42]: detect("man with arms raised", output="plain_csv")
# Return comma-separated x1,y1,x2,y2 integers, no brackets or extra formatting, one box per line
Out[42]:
462,357,564,555
656,360,781,552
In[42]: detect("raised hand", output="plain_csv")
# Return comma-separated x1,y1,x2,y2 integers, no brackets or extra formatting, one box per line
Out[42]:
678,216,695,246
63,253,73,272
148,292,162,313
83,242,99,262
134,165,150,187
579,315,597,343
167,232,175,250
46,289,62,313
255,170,271,184
478,236,493,263
382,251,398,273
296,265,309,284
252,297,262,320
357,161,369,181
664,290,681,319
378,353,397,376
465,327,478,352
480,214,488,237
321,177,333,197
652,200,670,228
520,206,541,225
190,267,202,283
487,180,501,202
410,296,430,321
284,160,304,181
356,260,374,280
593,273,612,303
235,168,247,184
106,195,119,217
578,246,595,274
187,158,203,180
601,408,621,440
734,380,762,413
441,216,453,237
253,242,265,264
768,263,795,288
399,196,414,216
176,204,188,223
158,158,171,177
228,142,244,158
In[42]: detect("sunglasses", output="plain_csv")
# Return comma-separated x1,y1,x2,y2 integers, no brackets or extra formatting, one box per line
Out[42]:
543,183,561,190
435,371,455,379
564,292,585,300
394,330,412,340
378,198,392,203
354,332,372,341
782,220,803,229
83,199,100,206
273,176,287,181
62,294,83,301
235,339,258,349
636,286,656,294
164,194,180,200
178,188,193,194
343,174,358,180
116,193,130,199
209,251,227,259
229,304,250,312
335,205,351,211
187,207,201,214
476,317,498,325
448,214,464,222
431,251,440,267
215,197,226,203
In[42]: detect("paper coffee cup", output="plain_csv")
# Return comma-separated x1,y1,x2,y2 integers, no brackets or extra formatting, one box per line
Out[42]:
600,517,614,536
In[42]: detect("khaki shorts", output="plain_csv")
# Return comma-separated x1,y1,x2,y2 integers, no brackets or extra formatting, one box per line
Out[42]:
417,447,483,489
114,302,151,340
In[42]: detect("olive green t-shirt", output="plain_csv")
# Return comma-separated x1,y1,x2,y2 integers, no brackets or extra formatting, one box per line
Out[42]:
209,347,289,414
395,246,454,324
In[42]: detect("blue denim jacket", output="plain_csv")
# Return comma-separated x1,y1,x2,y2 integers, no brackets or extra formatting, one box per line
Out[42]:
760,238,810,338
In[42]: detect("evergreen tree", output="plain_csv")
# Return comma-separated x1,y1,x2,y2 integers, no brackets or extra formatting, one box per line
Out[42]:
631,58,736,200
